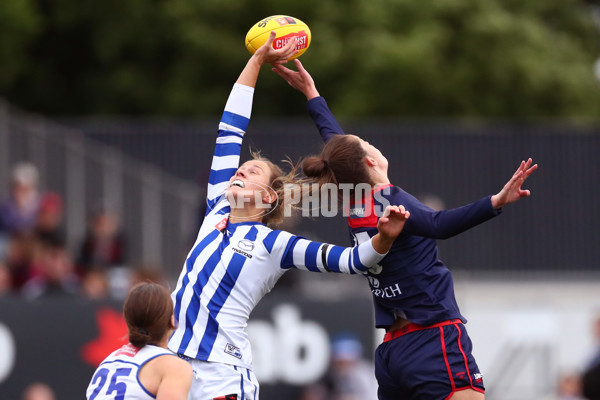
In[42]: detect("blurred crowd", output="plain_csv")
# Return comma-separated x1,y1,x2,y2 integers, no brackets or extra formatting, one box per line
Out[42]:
543,316,600,400
301,333,378,400
0,161,166,301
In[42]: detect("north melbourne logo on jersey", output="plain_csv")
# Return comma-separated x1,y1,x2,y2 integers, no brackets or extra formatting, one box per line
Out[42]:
225,343,242,359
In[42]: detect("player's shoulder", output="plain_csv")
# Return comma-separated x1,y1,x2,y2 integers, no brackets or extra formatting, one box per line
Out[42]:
144,351,192,382
263,227,298,242
154,353,191,370
258,227,299,253
251,223,274,241
375,184,415,203
375,184,402,197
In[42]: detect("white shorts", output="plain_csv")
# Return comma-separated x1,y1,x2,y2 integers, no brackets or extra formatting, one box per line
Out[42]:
187,359,259,400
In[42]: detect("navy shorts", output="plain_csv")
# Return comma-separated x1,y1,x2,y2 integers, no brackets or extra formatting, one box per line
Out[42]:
375,320,485,400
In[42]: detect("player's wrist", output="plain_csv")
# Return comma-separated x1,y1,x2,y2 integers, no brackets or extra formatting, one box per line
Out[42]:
372,233,394,254
305,88,320,100
249,52,267,67
490,194,503,209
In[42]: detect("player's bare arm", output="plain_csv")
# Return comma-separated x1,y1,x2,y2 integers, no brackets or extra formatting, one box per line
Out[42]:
272,59,320,100
237,31,298,88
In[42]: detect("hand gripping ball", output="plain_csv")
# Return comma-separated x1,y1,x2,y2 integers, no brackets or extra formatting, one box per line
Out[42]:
245,15,311,60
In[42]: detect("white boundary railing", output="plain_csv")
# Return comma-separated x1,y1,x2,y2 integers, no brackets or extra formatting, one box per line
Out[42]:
0,98,201,276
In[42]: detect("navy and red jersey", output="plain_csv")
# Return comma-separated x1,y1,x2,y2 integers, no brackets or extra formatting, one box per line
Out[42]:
307,96,502,329
349,184,500,328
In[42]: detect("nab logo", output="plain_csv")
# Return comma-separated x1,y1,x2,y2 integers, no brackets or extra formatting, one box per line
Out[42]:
81,307,128,366
367,276,380,288
247,304,329,385
0,323,16,382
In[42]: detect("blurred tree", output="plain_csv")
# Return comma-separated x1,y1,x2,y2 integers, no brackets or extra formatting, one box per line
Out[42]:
0,0,40,89
324,0,600,118
0,0,599,118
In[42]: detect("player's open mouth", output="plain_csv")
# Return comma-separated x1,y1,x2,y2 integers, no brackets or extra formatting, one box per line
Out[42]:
231,179,245,188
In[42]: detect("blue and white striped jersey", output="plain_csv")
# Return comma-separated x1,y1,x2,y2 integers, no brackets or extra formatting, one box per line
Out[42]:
168,83,387,369
86,344,174,400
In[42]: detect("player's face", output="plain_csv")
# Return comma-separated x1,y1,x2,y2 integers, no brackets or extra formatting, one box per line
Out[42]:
352,135,389,170
227,160,273,206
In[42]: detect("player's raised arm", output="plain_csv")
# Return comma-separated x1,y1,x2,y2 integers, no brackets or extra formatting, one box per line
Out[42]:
266,205,409,274
205,33,298,213
238,31,298,88
400,158,537,239
272,58,320,100
273,59,345,141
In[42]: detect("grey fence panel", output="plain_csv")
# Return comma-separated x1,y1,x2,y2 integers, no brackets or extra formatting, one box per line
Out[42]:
0,99,201,278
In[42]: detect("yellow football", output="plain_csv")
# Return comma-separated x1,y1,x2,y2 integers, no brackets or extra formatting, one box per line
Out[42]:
245,15,311,60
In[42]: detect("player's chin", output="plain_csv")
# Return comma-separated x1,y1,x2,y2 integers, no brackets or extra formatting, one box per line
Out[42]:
226,188,258,202
225,187,243,202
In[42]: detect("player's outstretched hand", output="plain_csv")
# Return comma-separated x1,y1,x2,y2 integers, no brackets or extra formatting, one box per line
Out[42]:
254,31,298,66
272,59,320,100
491,158,538,209
372,205,410,254
378,205,410,239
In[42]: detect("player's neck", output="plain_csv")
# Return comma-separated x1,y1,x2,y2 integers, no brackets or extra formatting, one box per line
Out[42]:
229,208,264,224
156,334,169,349
371,169,390,187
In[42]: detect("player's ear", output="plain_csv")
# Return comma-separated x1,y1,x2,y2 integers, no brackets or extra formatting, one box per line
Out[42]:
365,156,377,167
262,187,277,205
